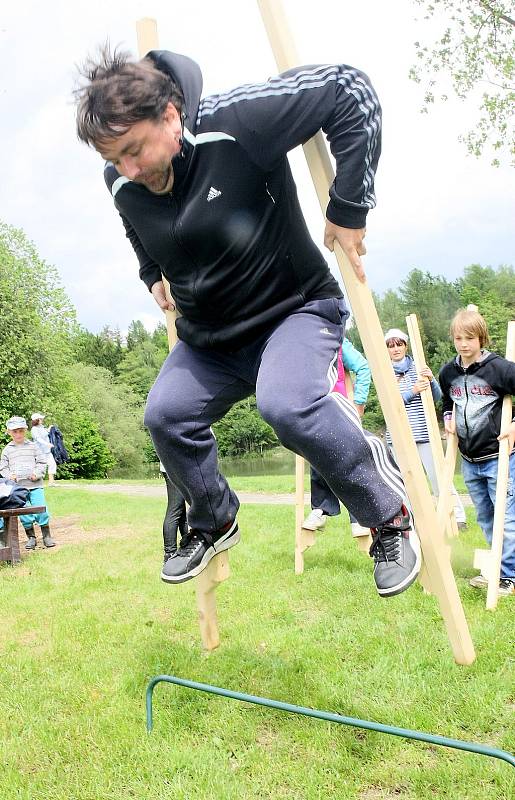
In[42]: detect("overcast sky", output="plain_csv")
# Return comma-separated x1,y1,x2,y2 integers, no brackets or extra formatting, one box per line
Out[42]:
1,0,513,334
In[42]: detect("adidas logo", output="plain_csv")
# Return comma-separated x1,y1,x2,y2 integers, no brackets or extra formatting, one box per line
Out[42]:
319,327,333,336
206,186,222,202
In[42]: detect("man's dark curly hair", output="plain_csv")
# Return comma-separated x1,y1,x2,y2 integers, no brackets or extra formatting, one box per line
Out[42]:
74,44,184,147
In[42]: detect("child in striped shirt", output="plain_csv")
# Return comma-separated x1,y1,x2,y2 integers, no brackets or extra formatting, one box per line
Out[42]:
0,416,55,549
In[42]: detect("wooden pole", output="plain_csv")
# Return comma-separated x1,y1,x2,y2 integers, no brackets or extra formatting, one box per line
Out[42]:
295,455,314,573
136,19,178,348
485,321,515,609
136,17,227,650
257,0,475,665
345,371,372,552
406,314,459,539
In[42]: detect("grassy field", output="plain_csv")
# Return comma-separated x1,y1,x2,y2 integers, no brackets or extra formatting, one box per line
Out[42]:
57,471,470,496
0,487,513,799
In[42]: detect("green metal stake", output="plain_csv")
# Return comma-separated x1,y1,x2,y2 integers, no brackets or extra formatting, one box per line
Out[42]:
146,674,515,769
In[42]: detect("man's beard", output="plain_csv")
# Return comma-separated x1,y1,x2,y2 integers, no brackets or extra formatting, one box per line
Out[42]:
137,163,174,194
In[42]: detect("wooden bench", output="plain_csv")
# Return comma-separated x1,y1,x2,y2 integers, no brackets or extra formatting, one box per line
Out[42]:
0,506,45,564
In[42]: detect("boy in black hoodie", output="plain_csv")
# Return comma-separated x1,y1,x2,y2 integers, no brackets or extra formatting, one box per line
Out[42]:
439,308,515,595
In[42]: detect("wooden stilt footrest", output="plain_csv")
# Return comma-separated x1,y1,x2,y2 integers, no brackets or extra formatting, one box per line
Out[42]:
195,553,230,651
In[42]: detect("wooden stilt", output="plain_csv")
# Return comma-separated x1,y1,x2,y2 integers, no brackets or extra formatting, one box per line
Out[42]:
344,371,372,552
136,18,229,648
257,0,475,665
195,552,230,650
406,314,459,541
295,455,314,574
485,321,514,609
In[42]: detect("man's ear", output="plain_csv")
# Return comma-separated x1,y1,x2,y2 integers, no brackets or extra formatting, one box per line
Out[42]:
164,101,181,124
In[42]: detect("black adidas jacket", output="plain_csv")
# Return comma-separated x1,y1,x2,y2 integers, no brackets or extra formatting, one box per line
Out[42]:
104,51,382,349
439,352,515,462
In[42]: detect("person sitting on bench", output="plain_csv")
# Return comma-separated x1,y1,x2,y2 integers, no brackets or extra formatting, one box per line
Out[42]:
0,416,56,549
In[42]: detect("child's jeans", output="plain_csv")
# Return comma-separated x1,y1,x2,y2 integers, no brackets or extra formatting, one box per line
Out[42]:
462,452,515,580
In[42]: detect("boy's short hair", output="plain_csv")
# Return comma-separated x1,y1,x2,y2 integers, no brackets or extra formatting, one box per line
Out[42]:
450,308,490,348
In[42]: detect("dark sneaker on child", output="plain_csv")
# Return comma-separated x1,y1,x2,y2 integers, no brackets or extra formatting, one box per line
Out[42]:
161,520,240,584
498,578,515,596
369,505,421,597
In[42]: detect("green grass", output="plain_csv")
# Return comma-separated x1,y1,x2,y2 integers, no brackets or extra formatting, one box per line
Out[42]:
1,488,512,799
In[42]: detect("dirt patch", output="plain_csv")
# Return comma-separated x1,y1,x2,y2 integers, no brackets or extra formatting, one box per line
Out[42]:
22,515,129,549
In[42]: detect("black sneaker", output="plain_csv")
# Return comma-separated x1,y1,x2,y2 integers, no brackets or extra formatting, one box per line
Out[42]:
163,547,177,565
369,506,421,597
498,578,515,596
161,520,240,584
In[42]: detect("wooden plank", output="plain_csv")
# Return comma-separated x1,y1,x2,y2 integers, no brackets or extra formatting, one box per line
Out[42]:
257,0,475,665
136,18,228,646
136,18,179,349
406,314,459,539
0,515,21,564
0,506,45,518
486,320,515,609
295,454,314,574
195,552,230,650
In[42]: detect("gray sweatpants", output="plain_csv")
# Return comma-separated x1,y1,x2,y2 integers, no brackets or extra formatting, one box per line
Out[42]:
144,298,406,533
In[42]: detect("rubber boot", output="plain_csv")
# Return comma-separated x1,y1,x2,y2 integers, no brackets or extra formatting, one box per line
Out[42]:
25,525,37,550
41,524,56,548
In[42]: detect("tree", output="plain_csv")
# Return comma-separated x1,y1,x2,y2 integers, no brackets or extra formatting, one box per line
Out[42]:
126,319,150,351
460,262,514,351
0,222,75,436
409,0,515,165
68,363,148,473
56,415,115,479
213,397,279,457
117,338,169,400
399,269,462,372
72,325,124,375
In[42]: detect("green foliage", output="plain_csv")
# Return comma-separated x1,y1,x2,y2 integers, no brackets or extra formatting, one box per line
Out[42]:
117,338,169,400
346,262,513,433
399,269,463,372
2,214,512,471
409,0,515,165
0,222,75,440
56,416,114,478
362,383,385,433
66,363,148,473
126,318,150,351
213,397,279,457
71,324,124,375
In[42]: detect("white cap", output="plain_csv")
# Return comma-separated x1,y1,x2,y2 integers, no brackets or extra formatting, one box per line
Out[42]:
31,412,45,421
384,328,408,344
6,416,28,430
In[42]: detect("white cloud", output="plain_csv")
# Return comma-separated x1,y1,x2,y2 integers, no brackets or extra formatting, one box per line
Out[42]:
1,0,513,334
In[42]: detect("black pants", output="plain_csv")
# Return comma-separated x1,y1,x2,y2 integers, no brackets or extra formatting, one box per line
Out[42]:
162,472,187,552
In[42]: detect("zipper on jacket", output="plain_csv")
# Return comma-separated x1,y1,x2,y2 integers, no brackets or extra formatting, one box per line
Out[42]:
463,373,471,451
168,191,202,307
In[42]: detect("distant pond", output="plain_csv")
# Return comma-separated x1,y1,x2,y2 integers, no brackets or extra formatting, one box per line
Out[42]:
109,442,461,480
109,447,296,480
